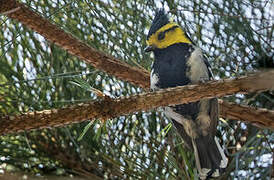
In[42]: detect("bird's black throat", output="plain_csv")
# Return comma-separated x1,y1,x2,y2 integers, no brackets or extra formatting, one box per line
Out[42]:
152,43,194,88
151,43,199,120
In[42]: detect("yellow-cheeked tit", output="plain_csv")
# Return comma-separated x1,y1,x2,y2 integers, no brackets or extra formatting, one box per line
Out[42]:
145,9,228,179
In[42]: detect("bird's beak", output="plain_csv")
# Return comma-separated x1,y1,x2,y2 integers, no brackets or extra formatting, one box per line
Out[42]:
144,45,154,52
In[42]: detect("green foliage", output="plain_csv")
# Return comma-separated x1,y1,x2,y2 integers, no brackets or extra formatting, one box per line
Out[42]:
0,0,273,179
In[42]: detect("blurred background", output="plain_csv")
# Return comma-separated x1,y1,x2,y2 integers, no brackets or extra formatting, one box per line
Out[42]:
0,0,273,179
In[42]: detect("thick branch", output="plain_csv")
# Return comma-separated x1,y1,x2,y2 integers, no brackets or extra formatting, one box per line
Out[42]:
219,100,274,129
1,71,273,135
0,0,150,88
1,1,273,134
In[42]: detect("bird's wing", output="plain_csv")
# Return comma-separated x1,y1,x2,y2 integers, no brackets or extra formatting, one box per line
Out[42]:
202,55,219,136
172,118,193,150
164,105,198,149
208,98,219,136
202,55,214,80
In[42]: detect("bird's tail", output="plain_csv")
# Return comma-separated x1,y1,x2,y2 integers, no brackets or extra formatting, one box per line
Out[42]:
192,136,228,179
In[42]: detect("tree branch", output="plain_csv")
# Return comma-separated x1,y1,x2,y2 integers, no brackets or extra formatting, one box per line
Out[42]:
219,100,274,129
0,0,150,88
1,71,273,135
1,1,273,134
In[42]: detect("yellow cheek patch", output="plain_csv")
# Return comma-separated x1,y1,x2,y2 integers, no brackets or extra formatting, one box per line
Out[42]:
147,23,191,49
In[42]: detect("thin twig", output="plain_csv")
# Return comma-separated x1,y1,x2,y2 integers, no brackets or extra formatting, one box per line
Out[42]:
1,7,20,15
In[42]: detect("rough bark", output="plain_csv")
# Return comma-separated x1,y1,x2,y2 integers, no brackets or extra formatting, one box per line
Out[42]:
219,100,274,129
0,1,273,134
1,71,273,135
0,0,150,88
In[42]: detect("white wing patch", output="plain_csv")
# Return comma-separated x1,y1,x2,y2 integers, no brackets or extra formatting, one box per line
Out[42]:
164,107,198,138
150,68,159,90
196,99,211,136
186,48,209,83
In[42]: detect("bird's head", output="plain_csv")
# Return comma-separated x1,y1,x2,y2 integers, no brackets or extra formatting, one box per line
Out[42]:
145,9,192,52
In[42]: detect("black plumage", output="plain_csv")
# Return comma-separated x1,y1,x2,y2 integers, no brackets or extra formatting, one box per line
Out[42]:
146,10,227,179
152,43,192,88
147,9,169,40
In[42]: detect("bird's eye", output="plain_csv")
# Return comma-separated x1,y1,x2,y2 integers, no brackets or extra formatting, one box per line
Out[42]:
158,32,165,40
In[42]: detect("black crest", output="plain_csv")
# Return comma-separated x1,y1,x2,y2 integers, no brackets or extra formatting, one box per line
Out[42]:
147,9,169,40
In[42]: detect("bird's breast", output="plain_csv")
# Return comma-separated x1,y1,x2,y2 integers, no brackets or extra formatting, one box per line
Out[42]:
151,43,193,89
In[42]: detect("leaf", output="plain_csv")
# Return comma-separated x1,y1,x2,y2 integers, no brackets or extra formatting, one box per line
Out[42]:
77,120,95,141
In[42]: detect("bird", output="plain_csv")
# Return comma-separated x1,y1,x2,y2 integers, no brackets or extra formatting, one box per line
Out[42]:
144,9,228,179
